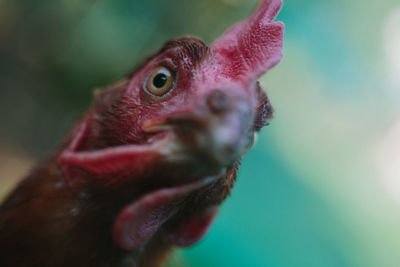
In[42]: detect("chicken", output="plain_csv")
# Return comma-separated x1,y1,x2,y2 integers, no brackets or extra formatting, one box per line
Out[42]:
0,0,284,266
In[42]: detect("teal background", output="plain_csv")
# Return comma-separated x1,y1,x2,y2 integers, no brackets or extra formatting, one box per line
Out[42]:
1,0,400,266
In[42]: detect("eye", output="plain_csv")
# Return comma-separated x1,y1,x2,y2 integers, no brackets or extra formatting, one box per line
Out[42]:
145,66,174,96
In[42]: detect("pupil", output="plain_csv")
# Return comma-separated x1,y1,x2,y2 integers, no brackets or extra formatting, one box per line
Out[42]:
153,73,168,88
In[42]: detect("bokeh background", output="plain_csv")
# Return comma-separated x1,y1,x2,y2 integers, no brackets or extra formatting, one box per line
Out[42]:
1,0,400,266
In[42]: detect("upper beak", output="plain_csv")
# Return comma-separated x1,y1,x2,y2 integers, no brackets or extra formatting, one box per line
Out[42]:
142,89,255,167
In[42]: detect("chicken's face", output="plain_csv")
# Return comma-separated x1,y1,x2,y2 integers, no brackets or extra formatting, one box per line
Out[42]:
126,37,266,175
130,38,256,169
59,0,284,253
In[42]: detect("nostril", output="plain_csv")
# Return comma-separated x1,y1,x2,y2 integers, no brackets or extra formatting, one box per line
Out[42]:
207,90,229,114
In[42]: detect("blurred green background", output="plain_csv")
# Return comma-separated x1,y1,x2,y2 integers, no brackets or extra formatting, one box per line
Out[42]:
1,0,400,266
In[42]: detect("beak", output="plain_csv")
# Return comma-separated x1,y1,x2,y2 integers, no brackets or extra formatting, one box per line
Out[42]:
143,88,255,167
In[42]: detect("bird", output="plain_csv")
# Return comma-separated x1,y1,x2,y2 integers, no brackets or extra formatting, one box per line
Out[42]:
0,0,284,266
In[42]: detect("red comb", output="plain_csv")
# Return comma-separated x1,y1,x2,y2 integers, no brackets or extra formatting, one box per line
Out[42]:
211,0,284,82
